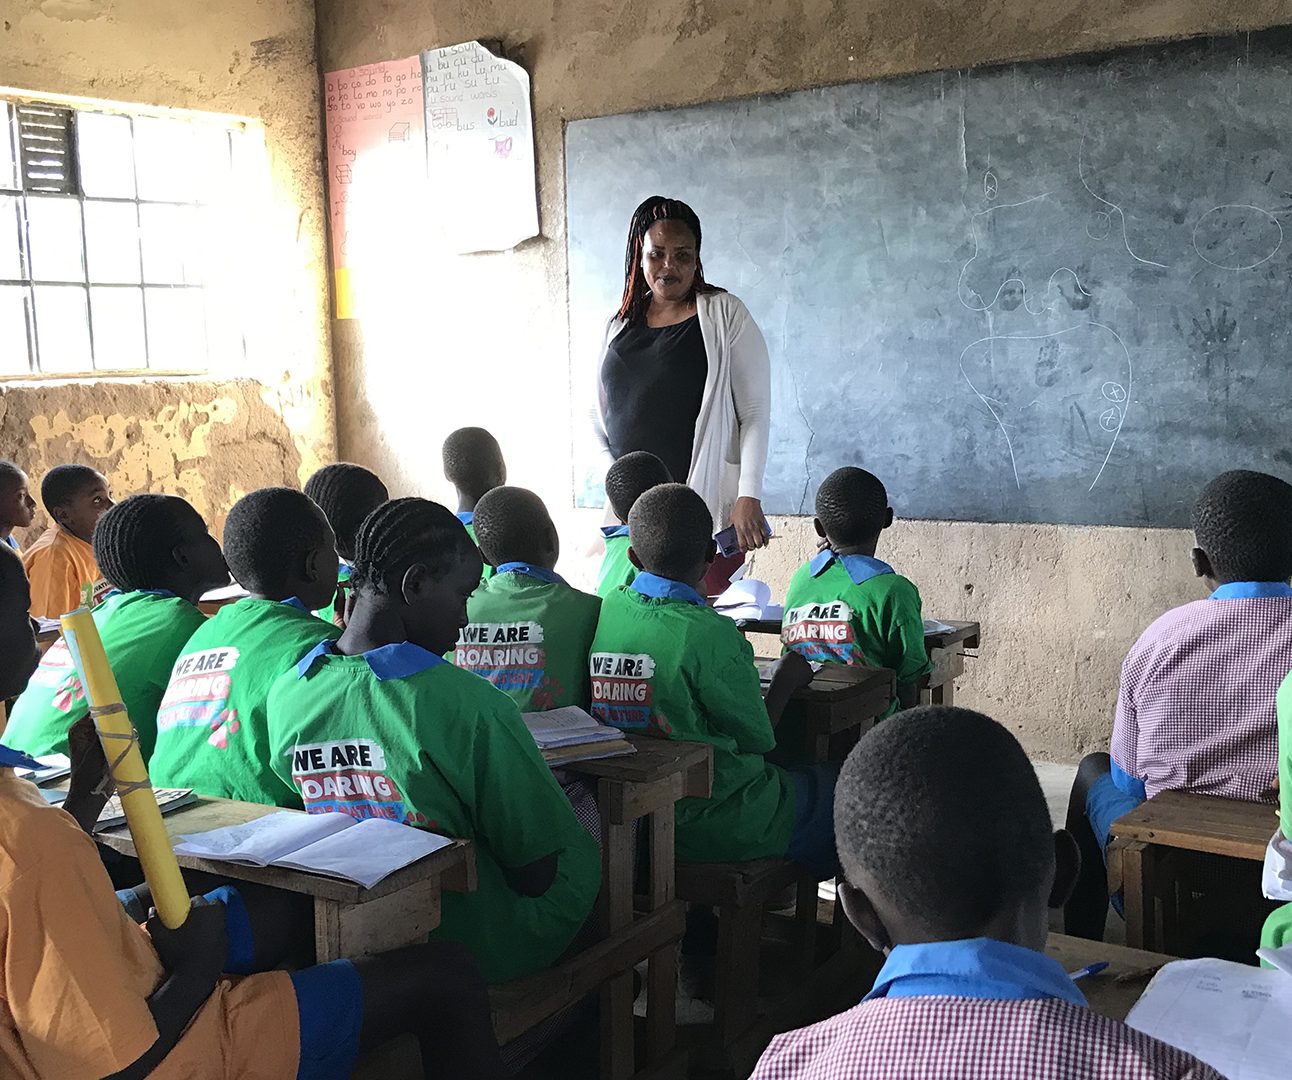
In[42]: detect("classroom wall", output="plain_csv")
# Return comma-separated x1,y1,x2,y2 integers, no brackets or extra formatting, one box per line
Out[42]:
317,0,1288,760
1,0,333,541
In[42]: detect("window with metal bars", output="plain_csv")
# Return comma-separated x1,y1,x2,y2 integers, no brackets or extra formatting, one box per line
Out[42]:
1,97,251,375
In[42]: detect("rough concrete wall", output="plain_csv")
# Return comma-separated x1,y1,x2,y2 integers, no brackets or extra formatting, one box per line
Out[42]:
1,0,333,536
317,0,1290,759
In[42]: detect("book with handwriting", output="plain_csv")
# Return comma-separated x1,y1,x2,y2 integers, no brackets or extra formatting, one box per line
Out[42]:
174,811,452,889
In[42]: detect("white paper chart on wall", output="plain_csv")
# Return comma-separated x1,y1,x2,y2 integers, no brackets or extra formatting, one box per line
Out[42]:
420,41,539,255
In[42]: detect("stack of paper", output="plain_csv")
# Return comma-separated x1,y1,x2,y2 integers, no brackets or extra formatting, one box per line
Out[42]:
175,811,453,890
1126,956,1292,1078
17,753,70,785
923,618,957,635
97,788,195,831
714,579,782,622
523,706,635,766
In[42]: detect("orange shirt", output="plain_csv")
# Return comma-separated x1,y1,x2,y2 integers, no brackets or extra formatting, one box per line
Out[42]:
21,526,111,621
0,772,300,1080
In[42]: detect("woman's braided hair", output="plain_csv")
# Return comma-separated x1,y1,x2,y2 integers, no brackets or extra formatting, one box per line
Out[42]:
615,195,722,325
350,497,476,594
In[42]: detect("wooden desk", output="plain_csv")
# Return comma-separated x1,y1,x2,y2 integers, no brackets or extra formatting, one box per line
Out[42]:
95,796,475,963
1044,933,1176,1021
36,627,59,656
1108,789,1275,951
741,617,981,708
565,736,712,1079
920,620,980,706
764,663,896,761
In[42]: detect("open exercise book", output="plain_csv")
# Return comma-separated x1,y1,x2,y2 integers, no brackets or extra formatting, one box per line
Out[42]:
1126,956,1292,1079
714,579,782,623
174,811,453,890
523,706,635,766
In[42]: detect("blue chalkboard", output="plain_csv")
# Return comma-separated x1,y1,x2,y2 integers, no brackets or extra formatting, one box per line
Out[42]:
566,29,1292,526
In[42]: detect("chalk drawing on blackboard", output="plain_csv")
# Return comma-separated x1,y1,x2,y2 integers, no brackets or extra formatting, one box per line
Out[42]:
958,322,1132,492
1192,204,1284,270
1078,134,1168,269
1087,211,1113,241
984,169,998,201
958,191,1094,315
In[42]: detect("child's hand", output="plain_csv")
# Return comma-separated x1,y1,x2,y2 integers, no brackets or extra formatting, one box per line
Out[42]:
768,650,815,692
147,897,227,979
66,714,111,796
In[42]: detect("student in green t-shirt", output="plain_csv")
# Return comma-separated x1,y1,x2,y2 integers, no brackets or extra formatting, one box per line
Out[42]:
781,466,931,716
3,494,229,761
443,426,506,587
265,498,600,984
453,486,601,712
589,483,840,877
597,451,671,600
151,488,343,806
1263,671,1292,951
303,461,389,626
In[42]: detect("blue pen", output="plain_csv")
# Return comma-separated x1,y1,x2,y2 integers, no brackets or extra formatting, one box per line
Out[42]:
1068,961,1110,981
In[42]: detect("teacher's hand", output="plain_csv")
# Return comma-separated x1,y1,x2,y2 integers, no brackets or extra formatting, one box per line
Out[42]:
732,497,770,552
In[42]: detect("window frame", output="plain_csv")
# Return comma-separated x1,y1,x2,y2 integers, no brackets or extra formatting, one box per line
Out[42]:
0,89,254,381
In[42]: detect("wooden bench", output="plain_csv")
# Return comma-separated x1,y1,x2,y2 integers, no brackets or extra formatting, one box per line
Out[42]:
563,735,713,1080
1044,933,1177,1021
1108,789,1277,953
95,796,475,962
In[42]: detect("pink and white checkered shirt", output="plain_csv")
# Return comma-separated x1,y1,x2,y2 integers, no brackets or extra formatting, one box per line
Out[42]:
749,996,1224,1079
1111,594,1292,803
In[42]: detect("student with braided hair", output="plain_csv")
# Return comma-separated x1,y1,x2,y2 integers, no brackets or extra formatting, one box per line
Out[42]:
266,497,599,984
303,462,389,625
4,494,229,760
150,488,342,805
590,196,772,593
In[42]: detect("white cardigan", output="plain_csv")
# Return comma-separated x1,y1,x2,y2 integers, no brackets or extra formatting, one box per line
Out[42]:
591,290,772,531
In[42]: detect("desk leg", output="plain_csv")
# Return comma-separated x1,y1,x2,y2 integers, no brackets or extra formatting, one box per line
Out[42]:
931,681,952,706
646,808,678,1062
314,898,341,963
599,780,636,1080
1119,840,1156,951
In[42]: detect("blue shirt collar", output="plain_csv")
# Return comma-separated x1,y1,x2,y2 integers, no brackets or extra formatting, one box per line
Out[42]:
809,549,895,585
296,638,446,680
3,535,17,551
601,524,630,538
455,511,474,526
495,561,565,585
1210,581,1292,600
865,938,1086,1007
0,744,45,771
136,588,178,598
281,596,308,611
631,571,707,607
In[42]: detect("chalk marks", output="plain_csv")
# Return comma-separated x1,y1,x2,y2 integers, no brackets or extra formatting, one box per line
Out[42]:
958,322,1132,492
983,169,998,200
1192,204,1283,270
1079,134,1168,269
957,192,1096,314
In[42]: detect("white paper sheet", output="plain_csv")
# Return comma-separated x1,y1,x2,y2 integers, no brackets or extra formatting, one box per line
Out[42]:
1262,828,1292,901
420,41,538,253
524,705,623,749
922,618,957,635
274,818,452,889
1125,957,1292,1079
175,810,354,866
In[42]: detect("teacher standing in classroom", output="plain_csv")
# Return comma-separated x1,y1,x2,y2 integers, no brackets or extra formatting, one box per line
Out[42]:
591,195,772,591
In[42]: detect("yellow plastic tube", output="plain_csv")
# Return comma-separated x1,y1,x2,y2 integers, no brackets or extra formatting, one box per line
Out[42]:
61,609,189,928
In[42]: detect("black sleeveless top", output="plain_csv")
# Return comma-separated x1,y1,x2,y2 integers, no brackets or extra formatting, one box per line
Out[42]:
601,315,708,484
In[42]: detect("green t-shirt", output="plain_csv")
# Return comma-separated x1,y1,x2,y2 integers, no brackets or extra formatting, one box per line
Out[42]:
3,590,207,761
459,514,495,586
589,578,795,863
452,566,601,712
149,598,340,806
596,531,637,600
313,561,351,627
1266,672,1292,955
781,552,932,717
266,641,600,983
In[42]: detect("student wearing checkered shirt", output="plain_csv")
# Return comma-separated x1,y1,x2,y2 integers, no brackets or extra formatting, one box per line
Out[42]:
1064,470,1292,939
750,706,1221,1080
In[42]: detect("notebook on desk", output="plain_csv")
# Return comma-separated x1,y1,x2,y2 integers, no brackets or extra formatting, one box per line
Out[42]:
1125,956,1292,1079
